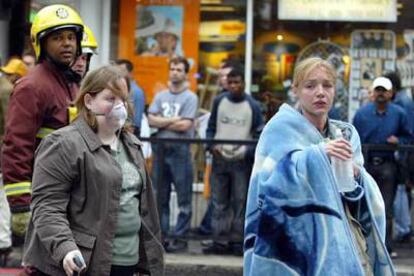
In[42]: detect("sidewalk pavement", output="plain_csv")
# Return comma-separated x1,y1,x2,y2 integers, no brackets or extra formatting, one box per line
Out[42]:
165,238,414,276
1,237,413,275
393,237,414,276
165,239,242,276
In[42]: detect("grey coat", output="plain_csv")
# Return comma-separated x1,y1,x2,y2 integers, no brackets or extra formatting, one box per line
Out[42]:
23,117,164,275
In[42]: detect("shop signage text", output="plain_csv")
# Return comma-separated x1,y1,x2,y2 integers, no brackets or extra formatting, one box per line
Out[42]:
278,0,397,22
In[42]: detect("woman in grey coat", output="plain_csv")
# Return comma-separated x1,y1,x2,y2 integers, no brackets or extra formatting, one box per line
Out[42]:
23,65,164,276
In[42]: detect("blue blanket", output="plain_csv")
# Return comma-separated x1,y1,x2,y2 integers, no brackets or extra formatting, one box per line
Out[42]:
244,104,394,276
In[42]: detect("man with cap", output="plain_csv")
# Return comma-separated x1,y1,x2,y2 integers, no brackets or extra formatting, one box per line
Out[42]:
1,4,84,247
353,76,413,257
140,15,180,58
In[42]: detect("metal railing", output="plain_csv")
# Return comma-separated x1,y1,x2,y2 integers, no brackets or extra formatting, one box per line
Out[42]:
141,136,414,238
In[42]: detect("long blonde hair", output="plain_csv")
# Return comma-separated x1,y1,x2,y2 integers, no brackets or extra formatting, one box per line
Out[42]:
74,65,133,131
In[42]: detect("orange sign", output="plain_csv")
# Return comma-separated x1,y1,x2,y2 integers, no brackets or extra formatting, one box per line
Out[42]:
220,22,245,35
118,0,200,103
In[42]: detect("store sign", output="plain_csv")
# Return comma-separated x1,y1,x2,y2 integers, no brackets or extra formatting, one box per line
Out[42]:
278,0,397,22
200,20,245,42
220,22,245,35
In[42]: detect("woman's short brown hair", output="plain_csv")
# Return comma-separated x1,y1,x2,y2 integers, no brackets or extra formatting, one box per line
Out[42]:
74,65,133,131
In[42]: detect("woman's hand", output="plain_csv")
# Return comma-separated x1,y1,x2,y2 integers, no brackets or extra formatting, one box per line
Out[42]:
325,138,352,161
63,250,86,276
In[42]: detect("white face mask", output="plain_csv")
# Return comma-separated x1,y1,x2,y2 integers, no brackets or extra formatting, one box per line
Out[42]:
106,102,127,130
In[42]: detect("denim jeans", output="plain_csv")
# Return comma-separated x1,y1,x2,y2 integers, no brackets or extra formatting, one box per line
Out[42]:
366,160,397,251
199,199,213,234
152,143,193,238
211,155,249,243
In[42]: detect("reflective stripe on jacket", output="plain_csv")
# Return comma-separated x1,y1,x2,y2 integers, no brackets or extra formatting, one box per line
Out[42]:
1,61,78,213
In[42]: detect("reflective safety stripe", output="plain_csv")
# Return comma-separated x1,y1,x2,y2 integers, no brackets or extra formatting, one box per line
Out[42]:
68,106,78,123
36,127,55,139
4,182,31,196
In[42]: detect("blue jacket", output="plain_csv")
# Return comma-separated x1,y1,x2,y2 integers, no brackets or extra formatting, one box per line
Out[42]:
129,80,145,129
394,91,414,133
244,104,394,276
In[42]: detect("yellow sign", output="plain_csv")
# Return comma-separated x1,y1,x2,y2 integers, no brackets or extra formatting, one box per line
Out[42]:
199,20,245,42
278,0,396,22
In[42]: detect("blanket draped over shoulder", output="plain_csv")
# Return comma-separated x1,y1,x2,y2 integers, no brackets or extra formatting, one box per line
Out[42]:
244,104,395,276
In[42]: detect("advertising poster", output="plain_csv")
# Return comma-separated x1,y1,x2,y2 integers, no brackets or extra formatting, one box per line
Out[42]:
396,30,414,90
348,30,396,120
119,0,200,103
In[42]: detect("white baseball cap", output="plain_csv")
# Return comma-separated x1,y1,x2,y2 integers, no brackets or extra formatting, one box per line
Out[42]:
372,77,392,91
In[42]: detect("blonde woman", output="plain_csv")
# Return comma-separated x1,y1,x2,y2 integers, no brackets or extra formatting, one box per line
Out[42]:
244,57,394,276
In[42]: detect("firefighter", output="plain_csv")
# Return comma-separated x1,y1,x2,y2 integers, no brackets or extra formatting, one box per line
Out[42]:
72,25,98,79
1,4,84,241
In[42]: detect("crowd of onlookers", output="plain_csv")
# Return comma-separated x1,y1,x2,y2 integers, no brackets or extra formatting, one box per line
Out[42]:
0,4,413,276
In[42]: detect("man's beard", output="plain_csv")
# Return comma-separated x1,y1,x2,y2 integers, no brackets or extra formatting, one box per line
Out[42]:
45,54,73,69
375,95,387,104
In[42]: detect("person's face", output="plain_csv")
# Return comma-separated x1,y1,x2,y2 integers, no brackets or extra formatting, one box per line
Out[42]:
227,75,244,97
5,74,19,84
84,79,128,131
44,29,77,66
373,86,392,104
295,66,335,121
155,32,177,52
218,67,232,90
367,89,375,102
116,63,131,78
22,55,35,70
169,62,187,85
71,54,88,78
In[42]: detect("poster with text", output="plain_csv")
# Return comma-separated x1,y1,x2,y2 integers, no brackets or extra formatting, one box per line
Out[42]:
119,0,200,103
348,30,395,120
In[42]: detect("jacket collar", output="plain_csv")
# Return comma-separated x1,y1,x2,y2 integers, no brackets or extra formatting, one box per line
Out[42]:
123,130,143,148
73,117,143,151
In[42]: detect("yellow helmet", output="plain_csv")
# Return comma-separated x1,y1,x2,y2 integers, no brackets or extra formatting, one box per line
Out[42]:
1,58,28,77
31,4,84,60
81,25,98,55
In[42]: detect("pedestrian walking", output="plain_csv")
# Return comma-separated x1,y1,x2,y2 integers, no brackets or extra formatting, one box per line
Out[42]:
23,65,164,276
244,57,394,275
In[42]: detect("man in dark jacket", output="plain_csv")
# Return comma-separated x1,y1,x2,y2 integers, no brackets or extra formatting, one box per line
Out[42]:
1,4,84,244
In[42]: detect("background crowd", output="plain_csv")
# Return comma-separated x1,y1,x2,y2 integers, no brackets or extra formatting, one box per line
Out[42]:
0,3,413,276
